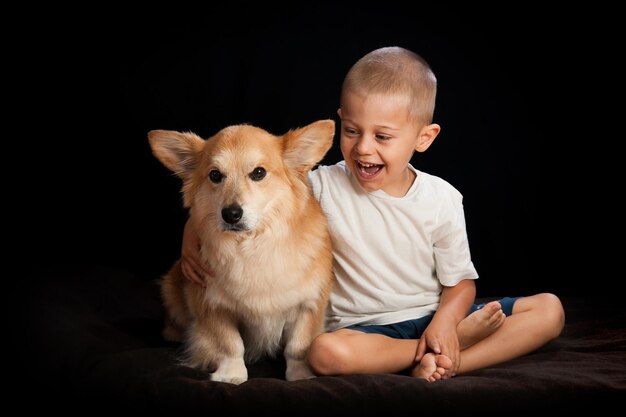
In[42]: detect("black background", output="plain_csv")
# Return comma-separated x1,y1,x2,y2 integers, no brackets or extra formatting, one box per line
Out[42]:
10,4,614,297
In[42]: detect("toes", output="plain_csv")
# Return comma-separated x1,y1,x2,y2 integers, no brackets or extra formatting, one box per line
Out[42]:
499,311,507,322
485,301,503,315
485,312,504,329
494,311,506,326
436,355,453,369
489,311,503,325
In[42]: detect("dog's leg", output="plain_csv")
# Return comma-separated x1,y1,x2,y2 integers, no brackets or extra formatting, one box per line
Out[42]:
283,304,326,381
185,308,248,385
162,314,185,342
160,262,191,343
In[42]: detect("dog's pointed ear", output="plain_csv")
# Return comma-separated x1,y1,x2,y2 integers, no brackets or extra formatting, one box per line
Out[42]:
283,120,335,173
148,130,205,179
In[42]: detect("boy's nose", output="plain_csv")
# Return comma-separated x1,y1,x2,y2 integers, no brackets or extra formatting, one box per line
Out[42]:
355,135,375,154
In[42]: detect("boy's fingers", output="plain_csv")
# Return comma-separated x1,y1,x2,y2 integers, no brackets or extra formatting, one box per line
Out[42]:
415,339,427,361
181,261,205,287
189,251,214,277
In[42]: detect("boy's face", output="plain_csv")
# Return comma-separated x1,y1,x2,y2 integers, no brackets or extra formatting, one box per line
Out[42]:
339,90,434,197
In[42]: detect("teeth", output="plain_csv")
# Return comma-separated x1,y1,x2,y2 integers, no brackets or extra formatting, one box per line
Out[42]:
359,162,377,167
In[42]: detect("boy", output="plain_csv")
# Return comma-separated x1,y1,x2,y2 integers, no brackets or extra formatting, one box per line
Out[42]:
180,46,564,381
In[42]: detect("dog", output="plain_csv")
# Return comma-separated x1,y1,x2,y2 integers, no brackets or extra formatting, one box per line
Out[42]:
148,119,335,384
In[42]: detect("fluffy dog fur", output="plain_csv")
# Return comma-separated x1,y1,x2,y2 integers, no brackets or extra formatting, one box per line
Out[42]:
148,120,335,384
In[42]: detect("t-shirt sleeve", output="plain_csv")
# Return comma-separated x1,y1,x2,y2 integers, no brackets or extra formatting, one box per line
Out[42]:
308,168,322,201
432,191,478,286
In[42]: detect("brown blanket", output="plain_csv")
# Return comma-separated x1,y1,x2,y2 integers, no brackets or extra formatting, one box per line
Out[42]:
11,265,626,414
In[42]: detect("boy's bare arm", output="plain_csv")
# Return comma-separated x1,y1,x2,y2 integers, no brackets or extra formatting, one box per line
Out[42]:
415,279,476,376
180,218,213,287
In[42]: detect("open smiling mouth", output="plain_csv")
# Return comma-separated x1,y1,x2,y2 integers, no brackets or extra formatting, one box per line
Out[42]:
357,161,384,178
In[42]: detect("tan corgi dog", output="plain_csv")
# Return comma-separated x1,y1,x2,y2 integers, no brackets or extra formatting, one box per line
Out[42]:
148,120,335,384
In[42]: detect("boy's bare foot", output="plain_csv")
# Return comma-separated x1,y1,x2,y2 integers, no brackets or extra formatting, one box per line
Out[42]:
410,353,453,382
457,301,506,349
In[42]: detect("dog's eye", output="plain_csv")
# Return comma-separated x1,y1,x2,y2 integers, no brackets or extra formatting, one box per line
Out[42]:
209,170,223,183
249,167,266,181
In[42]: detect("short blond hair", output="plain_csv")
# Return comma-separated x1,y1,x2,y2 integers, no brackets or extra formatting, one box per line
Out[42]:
341,46,437,124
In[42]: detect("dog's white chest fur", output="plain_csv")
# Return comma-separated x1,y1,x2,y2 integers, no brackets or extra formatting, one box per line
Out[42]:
204,238,320,314
202,238,321,361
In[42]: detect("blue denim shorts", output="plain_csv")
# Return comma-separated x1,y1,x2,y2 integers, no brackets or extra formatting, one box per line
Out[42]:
344,297,519,339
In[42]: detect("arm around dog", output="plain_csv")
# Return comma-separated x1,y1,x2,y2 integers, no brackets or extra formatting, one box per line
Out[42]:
181,218,213,286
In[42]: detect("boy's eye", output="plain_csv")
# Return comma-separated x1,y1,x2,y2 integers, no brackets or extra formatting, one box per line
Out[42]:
344,127,358,136
209,170,223,183
375,134,391,141
249,167,267,181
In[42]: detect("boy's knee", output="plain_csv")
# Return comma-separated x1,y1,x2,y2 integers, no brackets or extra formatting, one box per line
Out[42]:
307,333,351,376
538,293,565,338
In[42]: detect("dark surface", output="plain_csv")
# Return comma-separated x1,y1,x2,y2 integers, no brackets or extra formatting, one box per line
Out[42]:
11,265,626,414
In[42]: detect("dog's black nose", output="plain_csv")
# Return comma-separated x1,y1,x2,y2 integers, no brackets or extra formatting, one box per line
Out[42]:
222,204,243,224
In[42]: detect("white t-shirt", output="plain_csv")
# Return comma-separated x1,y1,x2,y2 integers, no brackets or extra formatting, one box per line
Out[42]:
309,161,478,331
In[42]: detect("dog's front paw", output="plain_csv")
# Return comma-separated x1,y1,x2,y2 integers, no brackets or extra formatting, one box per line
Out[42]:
211,373,247,385
211,358,248,385
285,359,316,381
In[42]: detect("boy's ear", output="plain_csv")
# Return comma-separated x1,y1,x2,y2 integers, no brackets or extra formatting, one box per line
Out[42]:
415,123,441,153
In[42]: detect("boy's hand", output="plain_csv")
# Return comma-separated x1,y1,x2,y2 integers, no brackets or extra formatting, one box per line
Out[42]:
181,218,214,287
416,320,460,378
417,279,475,377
